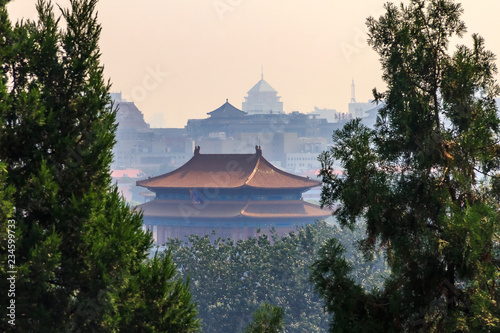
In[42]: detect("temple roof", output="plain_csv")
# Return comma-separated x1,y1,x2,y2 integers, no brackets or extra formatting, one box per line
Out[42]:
207,99,247,118
247,79,278,94
136,199,329,220
136,146,321,190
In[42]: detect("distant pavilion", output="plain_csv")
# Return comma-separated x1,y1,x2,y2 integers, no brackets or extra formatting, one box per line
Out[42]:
136,146,329,244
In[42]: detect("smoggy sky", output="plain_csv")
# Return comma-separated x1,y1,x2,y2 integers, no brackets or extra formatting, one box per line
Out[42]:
6,0,500,127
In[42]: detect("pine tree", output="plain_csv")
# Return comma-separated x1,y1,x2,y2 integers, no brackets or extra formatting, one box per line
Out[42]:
0,1,199,331
243,303,285,333
312,0,500,331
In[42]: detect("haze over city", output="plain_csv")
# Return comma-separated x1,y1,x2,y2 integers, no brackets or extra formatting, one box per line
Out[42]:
7,0,500,127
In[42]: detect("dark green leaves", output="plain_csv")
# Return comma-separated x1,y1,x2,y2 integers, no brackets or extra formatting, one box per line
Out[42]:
244,303,285,333
315,0,500,331
0,1,199,331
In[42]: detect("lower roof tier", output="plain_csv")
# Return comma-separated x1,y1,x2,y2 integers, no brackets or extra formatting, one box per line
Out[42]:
135,199,330,220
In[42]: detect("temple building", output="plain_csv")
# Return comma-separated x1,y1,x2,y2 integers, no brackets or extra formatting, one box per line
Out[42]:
242,72,283,114
186,100,336,169
135,146,329,244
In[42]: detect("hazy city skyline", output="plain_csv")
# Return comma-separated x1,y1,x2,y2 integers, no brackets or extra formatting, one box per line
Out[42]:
7,0,500,127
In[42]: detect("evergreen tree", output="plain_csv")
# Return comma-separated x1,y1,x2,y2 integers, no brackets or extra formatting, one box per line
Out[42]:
0,163,15,326
243,303,285,333
312,0,500,331
0,1,199,331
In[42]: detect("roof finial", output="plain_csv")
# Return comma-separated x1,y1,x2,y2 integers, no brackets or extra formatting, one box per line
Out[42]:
226,98,228,103
261,65,263,80
194,146,200,155
255,145,262,156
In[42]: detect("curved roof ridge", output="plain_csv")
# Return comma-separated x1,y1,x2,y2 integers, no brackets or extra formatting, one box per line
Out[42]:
243,154,262,186
136,154,197,186
246,155,320,188
136,151,260,189
239,200,251,216
207,99,247,117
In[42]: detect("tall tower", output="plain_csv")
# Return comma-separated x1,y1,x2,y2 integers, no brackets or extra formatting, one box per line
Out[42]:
351,79,356,103
348,79,372,118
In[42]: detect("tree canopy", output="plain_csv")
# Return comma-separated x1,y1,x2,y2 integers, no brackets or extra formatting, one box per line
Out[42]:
166,221,387,333
0,1,199,331
243,303,285,333
312,0,500,331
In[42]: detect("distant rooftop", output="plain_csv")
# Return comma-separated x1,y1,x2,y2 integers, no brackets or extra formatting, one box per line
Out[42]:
207,99,247,118
247,79,278,93
115,101,150,130
110,91,127,103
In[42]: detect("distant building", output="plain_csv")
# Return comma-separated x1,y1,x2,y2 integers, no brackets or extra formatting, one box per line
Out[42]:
309,107,339,123
110,91,127,103
111,169,147,203
111,77,381,194
308,107,353,123
186,100,336,169
135,146,329,244
112,100,152,169
348,80,375,118
361,102,385,128
286,152,322,173
111,96,193,175
242,72,283,114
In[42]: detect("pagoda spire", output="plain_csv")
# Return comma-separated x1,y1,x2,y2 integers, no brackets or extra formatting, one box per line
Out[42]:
261,65,264,80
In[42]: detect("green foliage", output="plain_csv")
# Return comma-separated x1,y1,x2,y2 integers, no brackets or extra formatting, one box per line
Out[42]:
166,221,387,333
0,1,199,331
244,303,285,333
314,0,500,331
0,164,15,328
111,252,200,333
0,163,14,230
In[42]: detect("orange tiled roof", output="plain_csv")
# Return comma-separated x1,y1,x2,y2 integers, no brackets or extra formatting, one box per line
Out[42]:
136,147,320,190
135,199,330,220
